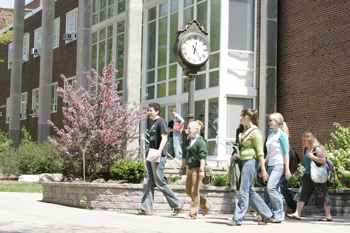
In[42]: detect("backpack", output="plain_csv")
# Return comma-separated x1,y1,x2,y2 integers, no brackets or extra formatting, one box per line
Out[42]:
289,147,300,174
325,158,338,187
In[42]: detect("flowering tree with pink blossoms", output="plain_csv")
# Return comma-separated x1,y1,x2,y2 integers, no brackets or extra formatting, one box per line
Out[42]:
48,59,148,180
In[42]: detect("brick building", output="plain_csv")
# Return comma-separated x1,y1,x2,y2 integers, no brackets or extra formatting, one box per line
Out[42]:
0,0,349,159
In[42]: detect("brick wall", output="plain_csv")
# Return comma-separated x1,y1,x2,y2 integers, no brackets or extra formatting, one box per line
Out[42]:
277,0,350,155
42,182,350,216
0,0,78,141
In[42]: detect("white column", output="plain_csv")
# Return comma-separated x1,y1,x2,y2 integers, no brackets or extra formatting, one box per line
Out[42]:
123,0,143,151
38,0,55,143
76,0,92,91
9,0,25,148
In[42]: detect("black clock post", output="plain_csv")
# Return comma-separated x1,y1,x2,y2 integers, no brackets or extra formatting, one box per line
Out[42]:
173,20,210,124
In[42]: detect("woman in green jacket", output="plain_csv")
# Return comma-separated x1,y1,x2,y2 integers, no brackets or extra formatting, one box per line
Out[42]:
179,120,212,219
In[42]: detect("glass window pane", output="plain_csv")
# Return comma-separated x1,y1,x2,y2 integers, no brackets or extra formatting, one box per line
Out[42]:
147,21,156,69
100,9,107,22
228,0,255,51
108,25,113,37
209,70,219,87
99,41,106,73
158,17,168,67
116,34,124,77
146,85,155,99
118,0,125,14
117,20,125,33
93,0,99,13
210,0,221,52
158,67,166,81
117,79,123,91
184,0,194,7
208,97,219,139
107,38,113,65
197,1,207,30
146,70,155,84
157,83,166,98
208,141,217,156
100,0,107,9
159,2,168,17
109,0,114,5
169,13,178,63
108,5,114,18
181,102,189,128
99,28,106,41
160,106,166,120
148,7,157,21
168,104,176,122
92,32,98,43
182,77,189,93
91,44,97,70
195,99,206,137
195,73,206,90
209,52,220,69
183,6,193,24
170,0,179,12
92,14,99,25
169,80,177,96
169,64,177,79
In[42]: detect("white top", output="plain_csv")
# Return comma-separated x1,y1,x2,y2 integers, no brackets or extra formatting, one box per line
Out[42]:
266,130,289,166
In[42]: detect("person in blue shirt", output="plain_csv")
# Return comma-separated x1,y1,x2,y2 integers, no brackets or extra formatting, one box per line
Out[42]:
263,113,291,223
286,131,331,221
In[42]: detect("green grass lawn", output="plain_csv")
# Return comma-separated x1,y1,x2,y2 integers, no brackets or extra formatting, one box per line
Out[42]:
0,183,43,193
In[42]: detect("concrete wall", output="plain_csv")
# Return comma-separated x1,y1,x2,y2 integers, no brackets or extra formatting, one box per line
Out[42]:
42,182,350,216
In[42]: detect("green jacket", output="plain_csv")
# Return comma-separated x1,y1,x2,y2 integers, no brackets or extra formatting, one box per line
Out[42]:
184,136,208,169
240,125,264,160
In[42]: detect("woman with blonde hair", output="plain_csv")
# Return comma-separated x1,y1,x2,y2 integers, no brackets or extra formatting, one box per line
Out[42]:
286,131,331,221
178,120,212,219
226,109,272,226
263,113,291,223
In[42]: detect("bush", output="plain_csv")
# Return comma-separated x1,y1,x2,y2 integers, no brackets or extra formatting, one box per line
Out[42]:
0,129,12,152
323,123,350,189
109,157,145,183
171,175,181,183
288,164,305,188
0,141,62,177
213,173,229,187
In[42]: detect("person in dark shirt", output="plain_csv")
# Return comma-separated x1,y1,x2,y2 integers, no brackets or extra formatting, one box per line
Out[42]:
137,103,183,216
168,120,175,159
198,114,205,138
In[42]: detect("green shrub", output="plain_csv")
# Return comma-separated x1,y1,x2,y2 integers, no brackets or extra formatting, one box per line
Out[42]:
213,173,229,187
323,123,350,189
171,175,181,183
288,164,305,188
0,129,12,152
109,157,145,183
0,141,62,177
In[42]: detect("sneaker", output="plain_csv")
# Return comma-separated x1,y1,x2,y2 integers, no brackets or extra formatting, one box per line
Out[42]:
171,202,183,216
226,221,242,226
258,217,271,225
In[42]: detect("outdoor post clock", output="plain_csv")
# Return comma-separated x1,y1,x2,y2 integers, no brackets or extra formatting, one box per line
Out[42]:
173,20,210,124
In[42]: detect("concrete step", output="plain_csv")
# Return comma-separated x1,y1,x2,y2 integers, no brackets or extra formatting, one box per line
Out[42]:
164,159,228,176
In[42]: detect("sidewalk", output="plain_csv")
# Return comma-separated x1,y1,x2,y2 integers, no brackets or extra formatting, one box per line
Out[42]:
0,192,349,233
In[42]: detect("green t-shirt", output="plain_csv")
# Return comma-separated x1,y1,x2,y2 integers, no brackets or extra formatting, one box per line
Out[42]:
240,125,264,160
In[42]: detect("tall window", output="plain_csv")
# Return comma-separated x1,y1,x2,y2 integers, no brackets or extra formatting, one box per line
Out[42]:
53,17,60,49
115,20,125,96
23,33,30,62
66,8,78,44
92,0,125,25
228,0,255,51
8,43,12,69
51,83,58,113
32,88,39,116
20,93,28,120
34,27,42,57
5,98,10,122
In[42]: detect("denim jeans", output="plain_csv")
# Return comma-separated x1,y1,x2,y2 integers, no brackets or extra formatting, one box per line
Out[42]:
264,174,297,213
168,136,174,159
141,157,181,213
173,130,182,159
264,164,284,220
232,159,272,224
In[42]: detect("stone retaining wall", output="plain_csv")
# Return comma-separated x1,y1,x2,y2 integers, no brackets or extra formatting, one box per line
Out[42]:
41,182,350,216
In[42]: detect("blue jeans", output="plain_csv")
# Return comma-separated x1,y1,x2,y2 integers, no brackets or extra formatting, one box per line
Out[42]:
141,157,181,213
264,164,284,220
168,137,174,159
264,174,297,213
173,130,182,159
232,159,272,224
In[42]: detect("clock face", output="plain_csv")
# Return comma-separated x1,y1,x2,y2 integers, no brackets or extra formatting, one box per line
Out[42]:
181,34,209,65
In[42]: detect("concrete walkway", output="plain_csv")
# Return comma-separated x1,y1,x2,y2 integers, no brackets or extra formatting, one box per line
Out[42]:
0,192,349,233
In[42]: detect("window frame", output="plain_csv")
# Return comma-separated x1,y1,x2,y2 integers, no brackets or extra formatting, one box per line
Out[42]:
31,88,39,117
5,98,10,123
51,82,58,113
23,33,30,62
8,43,12,69
65,8,78,44
53,17,60,49
34,27,42,57
20,92,28,120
